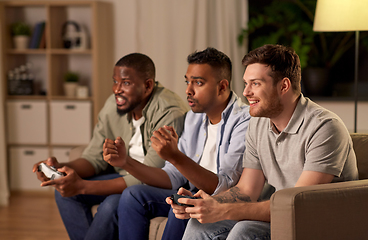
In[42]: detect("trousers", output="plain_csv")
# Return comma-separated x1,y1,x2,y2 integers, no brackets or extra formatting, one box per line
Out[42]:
54,173,121,240
118,184,190,240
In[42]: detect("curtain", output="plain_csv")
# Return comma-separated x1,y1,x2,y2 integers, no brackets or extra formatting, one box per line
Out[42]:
117,0,248,101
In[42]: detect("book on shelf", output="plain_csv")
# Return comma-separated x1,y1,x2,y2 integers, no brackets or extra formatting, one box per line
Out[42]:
29,21,45,49
38,24,46,49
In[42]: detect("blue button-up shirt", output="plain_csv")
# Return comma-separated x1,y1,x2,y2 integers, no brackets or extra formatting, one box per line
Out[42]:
162,92,251,195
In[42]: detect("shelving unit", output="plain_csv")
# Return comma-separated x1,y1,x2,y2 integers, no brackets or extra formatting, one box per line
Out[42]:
0,1,113,191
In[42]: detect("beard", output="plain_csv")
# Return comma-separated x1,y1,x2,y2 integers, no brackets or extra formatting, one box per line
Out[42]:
250,90,284,118
116,98,142,116
187,97,204,113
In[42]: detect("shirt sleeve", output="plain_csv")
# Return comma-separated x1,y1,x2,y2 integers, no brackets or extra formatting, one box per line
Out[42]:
81,107,111,175
213,112,250,195
303,118,351,177
161,118,191,190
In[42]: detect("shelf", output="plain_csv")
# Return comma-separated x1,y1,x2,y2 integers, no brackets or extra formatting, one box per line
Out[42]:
7,95,47,100
49,49,92,55
7,49,47,54
6,49,92,55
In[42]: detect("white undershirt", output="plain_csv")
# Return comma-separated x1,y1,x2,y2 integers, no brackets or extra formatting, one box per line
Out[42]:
128,117,145,163
199,122,219,174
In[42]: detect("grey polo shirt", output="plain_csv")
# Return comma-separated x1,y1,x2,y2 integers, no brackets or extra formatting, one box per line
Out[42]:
243,94,358,191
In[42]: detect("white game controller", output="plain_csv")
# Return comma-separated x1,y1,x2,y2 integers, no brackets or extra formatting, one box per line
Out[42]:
38,163,65,180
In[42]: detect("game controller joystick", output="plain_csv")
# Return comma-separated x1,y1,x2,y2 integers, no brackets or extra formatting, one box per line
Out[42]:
170,193,198,207
38,163,65,180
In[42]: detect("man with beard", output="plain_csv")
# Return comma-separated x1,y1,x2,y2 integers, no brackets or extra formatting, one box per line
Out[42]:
32,53,188,240
103,47,251,240
171,44,359,240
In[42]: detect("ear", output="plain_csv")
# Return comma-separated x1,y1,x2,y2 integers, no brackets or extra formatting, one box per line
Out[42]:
218,79,229,95
145,78,154,94
280,77,291,95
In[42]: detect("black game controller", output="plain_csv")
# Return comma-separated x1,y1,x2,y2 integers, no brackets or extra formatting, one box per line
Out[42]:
170,193,198,207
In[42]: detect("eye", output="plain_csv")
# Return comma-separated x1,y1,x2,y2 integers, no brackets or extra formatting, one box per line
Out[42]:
185,80,189,85
196,81,203,86
123,81,130,86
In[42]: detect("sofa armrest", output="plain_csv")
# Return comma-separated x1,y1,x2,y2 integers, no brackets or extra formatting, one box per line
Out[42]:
270,179,368,240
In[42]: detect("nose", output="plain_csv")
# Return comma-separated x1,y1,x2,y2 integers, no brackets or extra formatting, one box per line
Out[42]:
113,82,123,94
185,82,193,96
243,84,251,97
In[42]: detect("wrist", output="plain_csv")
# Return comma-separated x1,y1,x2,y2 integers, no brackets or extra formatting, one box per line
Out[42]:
166,150,186,165
78,179,88,195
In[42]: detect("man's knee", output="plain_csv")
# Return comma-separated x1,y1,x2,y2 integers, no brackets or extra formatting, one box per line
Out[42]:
183,219,236,240
228,221,270,240
97,194,120,215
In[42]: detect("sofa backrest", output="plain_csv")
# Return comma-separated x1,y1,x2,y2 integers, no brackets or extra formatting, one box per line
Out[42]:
350,133,368,180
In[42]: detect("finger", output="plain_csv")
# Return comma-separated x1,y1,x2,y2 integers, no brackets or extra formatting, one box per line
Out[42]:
177,187,192,196
46,157,58,166
104,138,115,144
104,141,118,150
35,171,49,182
166,196,173,205
104,153,119,162
104,147,118,156
58,166,73,175
164,126,178,139
196,189,209,199
41,179,56,187
152,130,166,142
115,137,124,147
32,161,43,172
157,127,171,139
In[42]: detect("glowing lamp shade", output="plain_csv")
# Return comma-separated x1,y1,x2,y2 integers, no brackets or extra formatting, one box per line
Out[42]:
313,0,368,32
313,0,368,133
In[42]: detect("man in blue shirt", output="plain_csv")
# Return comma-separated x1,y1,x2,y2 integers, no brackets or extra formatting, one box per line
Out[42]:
103,47,251,240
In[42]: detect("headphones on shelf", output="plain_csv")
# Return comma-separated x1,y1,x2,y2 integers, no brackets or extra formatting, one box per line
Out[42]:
62,21,82,49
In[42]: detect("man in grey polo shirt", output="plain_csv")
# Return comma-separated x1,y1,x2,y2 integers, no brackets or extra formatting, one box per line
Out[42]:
170,44,358,240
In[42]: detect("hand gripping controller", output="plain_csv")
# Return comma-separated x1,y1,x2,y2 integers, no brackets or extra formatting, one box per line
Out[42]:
170,193,198,207
38,163,65,180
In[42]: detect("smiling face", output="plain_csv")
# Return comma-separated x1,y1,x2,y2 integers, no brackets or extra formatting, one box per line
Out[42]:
185,63,224,117
112,65,147,117
243,63,283,118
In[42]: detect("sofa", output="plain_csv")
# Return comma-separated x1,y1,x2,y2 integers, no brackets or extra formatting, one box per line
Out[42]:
271,133,368,240
69,133,368,240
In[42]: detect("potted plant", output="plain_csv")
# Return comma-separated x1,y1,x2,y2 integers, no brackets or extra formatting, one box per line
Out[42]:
11,22,32,49
238,0,368,96
63,71,79,97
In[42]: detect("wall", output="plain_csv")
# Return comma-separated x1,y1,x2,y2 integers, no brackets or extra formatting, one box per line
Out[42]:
0,0,248,204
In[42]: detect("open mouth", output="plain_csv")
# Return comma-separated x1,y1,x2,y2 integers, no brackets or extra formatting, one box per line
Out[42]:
248,100,259,106
115,95,127,106
187,97,196,107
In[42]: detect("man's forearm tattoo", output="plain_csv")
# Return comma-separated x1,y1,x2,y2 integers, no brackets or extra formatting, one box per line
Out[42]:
213,186,251,203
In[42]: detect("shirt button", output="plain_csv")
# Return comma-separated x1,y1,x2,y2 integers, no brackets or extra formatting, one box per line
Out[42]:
196,154,199,157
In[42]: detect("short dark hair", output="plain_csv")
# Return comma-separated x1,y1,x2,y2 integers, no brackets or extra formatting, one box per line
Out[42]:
242,44,301,94
115,53,155,80
187,47,232,84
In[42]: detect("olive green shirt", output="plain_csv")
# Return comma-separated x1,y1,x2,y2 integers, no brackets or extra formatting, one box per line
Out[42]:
82,82,188,187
